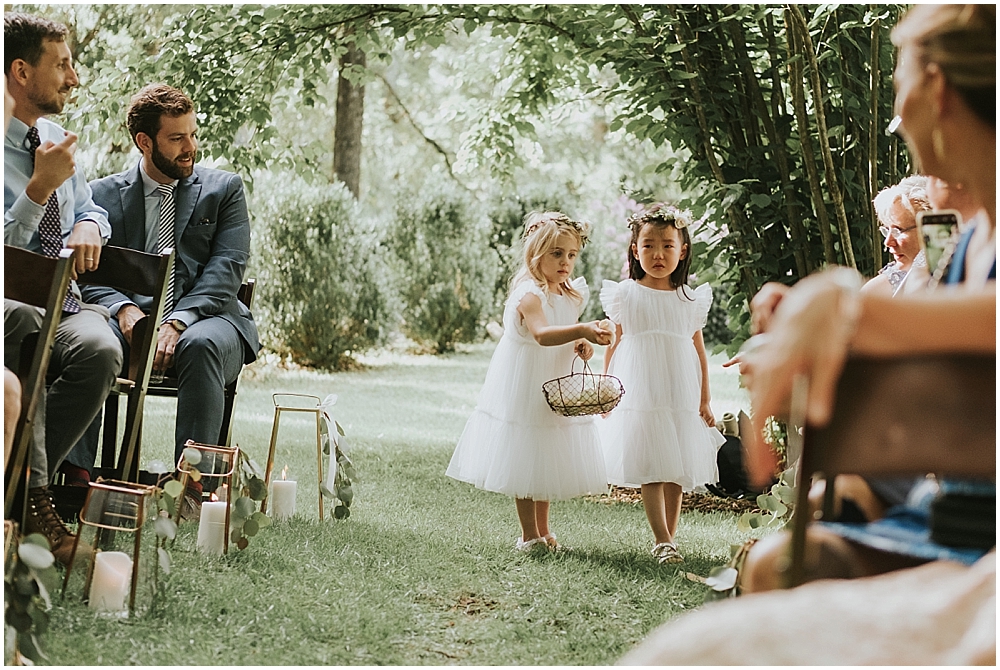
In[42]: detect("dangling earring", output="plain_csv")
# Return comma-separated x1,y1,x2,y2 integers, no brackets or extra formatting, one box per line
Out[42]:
932,127,946,161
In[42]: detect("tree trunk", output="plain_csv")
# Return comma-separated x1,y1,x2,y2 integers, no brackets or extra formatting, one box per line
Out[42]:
333,39,366,198
790,5,856,269
869,11,883,274
729,15,808,278
785,8,837,265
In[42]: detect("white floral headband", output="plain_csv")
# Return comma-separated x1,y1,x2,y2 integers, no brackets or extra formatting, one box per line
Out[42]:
626,204,692,230
524,215,591,245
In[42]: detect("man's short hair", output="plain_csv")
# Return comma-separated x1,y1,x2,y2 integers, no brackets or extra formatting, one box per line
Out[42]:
126,84,195,148
4,13,69,76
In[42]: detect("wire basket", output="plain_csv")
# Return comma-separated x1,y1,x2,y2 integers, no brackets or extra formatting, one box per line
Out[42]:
542,357,625,417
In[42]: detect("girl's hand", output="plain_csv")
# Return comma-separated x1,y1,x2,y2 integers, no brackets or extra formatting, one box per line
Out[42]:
581,321,613,346
699,401,716,427
574,339,594,361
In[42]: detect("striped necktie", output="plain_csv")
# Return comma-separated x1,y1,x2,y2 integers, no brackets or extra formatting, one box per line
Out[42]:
156,183,176,318
25,126,80,314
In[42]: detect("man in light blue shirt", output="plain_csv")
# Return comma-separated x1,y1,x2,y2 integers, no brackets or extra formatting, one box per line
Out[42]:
4,13,122,565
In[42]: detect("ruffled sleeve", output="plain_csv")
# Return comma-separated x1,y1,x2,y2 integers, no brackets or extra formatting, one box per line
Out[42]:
600,279,622,324
506,279,547,310
570,276,590,316
690,283,714,332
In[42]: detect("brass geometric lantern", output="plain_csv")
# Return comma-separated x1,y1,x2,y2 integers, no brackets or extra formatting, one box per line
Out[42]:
172,440,239,556
61,480,159,617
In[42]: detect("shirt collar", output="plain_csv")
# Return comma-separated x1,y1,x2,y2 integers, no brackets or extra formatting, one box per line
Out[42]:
5,117,30,149
139,159,178,197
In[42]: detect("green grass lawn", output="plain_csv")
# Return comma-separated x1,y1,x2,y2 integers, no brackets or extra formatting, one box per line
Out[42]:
45,344,760,665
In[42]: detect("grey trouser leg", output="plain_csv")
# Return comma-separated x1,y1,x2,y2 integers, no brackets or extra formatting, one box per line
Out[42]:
173,316,244,461
64,318,129,470
4,300,122,487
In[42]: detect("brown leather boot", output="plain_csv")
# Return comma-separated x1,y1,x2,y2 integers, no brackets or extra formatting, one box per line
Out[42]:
23,486,86,567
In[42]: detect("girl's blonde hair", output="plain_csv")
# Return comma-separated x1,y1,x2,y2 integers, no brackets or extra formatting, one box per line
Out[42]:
511,211,590,304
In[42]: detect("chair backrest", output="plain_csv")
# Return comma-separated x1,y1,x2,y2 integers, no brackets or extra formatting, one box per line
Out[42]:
3,245,74,518
237,278,256,310
77,246,174,383
788,354,996,586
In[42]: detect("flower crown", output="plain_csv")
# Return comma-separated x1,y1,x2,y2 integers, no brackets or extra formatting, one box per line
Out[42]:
524,213,591,246
626,204,692,230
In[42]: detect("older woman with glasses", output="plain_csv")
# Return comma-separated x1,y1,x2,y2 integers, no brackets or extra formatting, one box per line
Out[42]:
864,175,932,297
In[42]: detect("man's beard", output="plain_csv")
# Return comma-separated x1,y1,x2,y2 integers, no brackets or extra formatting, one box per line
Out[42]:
151,141,195,180
29,87,68,115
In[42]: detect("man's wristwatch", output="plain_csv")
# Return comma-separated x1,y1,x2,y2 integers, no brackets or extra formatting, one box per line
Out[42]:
169,319,188,332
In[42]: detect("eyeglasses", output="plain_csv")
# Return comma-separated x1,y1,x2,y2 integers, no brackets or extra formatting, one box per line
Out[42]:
879,223,917,240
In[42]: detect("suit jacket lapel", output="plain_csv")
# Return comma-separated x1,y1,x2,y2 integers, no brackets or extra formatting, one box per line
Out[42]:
121,164,146,250
173,170,201,243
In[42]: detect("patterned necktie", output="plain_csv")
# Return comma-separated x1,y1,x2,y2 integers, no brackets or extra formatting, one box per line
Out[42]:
156,183,177,317
25,126,80,314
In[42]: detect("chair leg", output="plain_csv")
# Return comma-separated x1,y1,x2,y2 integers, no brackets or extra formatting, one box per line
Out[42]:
218,381,238,447
101,395,119,471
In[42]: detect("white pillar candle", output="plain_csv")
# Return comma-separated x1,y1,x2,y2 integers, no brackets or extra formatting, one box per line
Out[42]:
88,551,132,612
270,479,297,521
197,501,228,556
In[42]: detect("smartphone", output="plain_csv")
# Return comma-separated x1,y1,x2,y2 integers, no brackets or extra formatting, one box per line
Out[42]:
916,209,961,280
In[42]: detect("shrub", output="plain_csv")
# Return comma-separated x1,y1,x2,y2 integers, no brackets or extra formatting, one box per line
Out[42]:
389,179,500,353
249,173,396,370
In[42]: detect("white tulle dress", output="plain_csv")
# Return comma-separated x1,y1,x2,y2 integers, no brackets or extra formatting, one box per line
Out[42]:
599,280,723,490
446,277,608,500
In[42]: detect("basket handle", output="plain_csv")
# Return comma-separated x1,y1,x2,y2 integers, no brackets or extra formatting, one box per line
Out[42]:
571,355,595,377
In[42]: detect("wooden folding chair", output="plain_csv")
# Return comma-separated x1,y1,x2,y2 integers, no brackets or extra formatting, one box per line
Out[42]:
78,246,174,483
143,278,256,451
788,354,997,587
3,246,75,520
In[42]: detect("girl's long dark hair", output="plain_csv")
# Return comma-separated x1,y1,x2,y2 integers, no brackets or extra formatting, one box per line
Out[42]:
626,203,694,299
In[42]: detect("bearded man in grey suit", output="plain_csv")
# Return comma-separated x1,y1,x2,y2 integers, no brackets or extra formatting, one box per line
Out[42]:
65,84,260,514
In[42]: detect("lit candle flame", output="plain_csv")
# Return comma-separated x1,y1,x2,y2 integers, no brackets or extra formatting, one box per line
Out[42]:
209,492,219,502
281,465,289,481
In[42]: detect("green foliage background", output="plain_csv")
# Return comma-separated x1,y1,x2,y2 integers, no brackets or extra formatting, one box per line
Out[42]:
15,3,911,359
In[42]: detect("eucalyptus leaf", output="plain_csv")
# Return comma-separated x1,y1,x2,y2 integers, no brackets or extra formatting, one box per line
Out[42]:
163,494,176,517
14,572,38,597
154,517,177,540
164,480,184,499
250,511,272,528
29,603,49,634
6,607,32,633
18,543,54,571
234,496,256,519
333,505,349,520
20,533,50,550
145,459,170,474
158,547,172,575
182,447,202,466
243,519,259,537
189,469,202,482
337,484,353,506
248,477,268,501
231,528,243,544
335,420,345,436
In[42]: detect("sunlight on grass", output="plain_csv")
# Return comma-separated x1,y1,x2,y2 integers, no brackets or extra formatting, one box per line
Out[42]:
48,343,764,665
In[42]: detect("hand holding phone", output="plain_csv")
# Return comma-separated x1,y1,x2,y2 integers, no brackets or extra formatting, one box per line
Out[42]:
916,210,961,284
